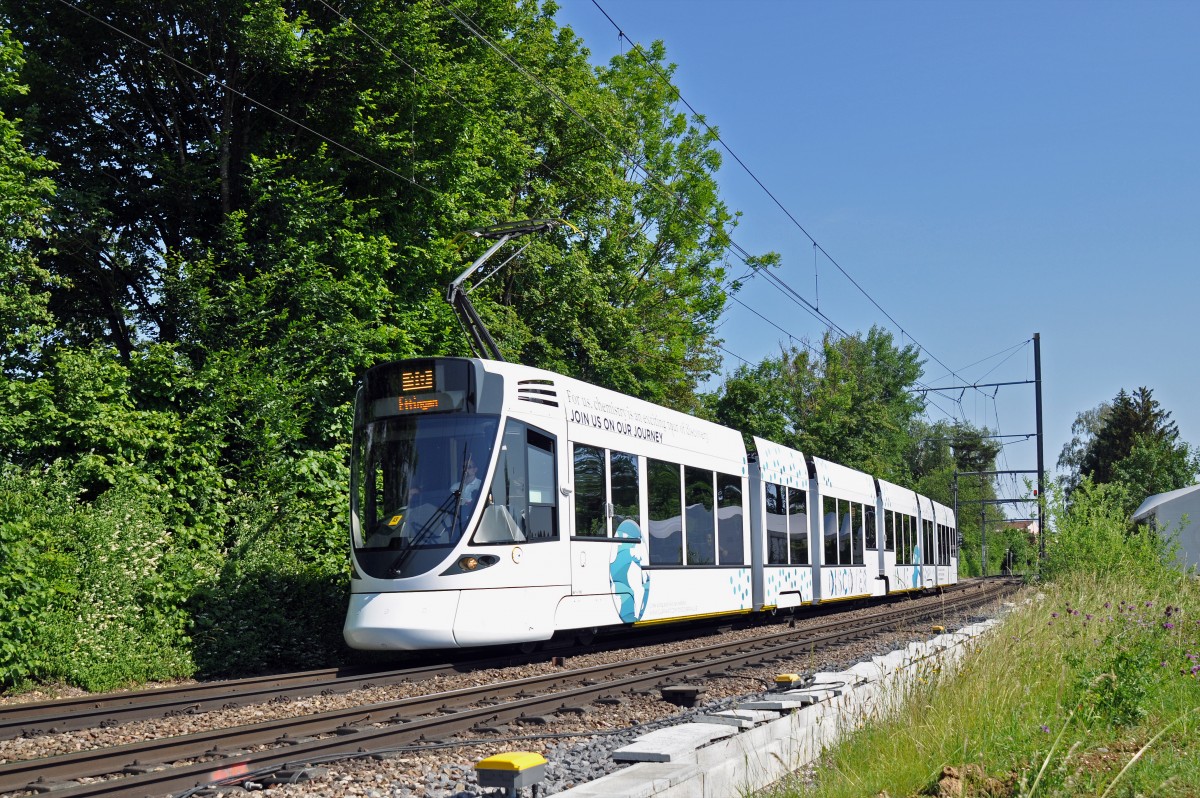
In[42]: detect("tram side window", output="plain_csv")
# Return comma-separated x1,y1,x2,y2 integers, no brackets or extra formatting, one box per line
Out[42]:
910,517,918,564
865,507,877,550
899,514,911,565
885,510,896,552
610,450,641,537
573,443,606,537
524,428,557,540
923,519,934,564
765,483,788,565
717,473,744,565
648,459,683,565
684,467,715,565
910,516,919,564
823,496,838,565
850,502,864,564
902,513,912,564
788,486,809,565
909,515,918,564
906,515,916,565
838,499,853,565
475,421,558,544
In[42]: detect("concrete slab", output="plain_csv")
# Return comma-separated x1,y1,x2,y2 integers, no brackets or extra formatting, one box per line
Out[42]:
556,762,702,798
872,649,908,673
738,696,816,711
784,687,841,702
692,709,777,729
847,660,884,682
612,722,739,763
906,641,932,659
811,670,864,687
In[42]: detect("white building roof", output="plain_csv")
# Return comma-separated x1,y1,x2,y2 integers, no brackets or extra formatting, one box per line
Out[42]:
1132,483,1200,522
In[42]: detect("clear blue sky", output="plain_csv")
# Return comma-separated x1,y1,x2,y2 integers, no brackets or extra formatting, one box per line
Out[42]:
553,0,1200,504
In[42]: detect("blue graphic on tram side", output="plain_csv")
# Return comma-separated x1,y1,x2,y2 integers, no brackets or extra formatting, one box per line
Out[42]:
912,543,922,588
610,519,650,623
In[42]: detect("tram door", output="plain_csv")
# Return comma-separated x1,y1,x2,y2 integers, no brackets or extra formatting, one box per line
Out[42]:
568,444,649,623
570,445,631,588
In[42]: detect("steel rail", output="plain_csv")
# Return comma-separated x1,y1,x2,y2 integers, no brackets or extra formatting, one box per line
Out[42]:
5,580,1015,797
2,578,996,741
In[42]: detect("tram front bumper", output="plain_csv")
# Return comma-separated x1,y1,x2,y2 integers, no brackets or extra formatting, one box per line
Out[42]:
343,590,461,650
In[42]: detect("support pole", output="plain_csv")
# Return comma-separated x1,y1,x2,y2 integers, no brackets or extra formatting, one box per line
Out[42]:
952,471,961,573
980,471,987,576
1034,332,1045,562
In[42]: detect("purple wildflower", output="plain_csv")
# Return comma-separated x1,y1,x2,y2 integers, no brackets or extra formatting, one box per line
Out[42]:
1040,724,1051,734
1164,622,1175,630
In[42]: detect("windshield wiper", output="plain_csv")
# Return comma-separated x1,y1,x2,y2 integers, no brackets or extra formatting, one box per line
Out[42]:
388,492,461,574
388,444,475,575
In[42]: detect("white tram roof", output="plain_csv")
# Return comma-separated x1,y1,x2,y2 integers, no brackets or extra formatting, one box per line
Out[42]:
932,500,957,528
916,493,934,517
811,456,875,504
751,437,809,490
877,477,919,514
479,359,747,469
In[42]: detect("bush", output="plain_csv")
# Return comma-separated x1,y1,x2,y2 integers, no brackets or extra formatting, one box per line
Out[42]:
0,466,73,689
0,466,208,691
188,497,351,677
773,567,1200,798
1042,479,1174,585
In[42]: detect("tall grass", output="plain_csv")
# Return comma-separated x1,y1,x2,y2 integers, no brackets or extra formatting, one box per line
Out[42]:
764,483,1200,797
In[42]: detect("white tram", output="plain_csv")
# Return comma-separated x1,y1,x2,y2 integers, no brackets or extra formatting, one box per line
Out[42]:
343,357,958,650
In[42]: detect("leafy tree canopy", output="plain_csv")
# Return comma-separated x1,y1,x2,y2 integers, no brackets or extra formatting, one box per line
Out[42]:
704,327,926,482
0,29,57,376
0,0,776,688
1061,387,1199,517
2,0,752,408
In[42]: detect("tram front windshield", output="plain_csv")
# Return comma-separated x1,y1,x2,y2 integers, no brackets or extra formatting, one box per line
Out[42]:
352,413,499,579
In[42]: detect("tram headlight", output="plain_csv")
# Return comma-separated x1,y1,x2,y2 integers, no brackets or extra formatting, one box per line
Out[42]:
442,554,500,575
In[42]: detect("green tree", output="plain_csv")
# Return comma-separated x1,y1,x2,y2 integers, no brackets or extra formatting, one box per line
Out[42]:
907,419,1019,576
1110,434,1200,516
706,327,925,481
0,29,57,375
0,1,768,686
1081,388,1174,484
1057,402,1108,497
4,1,746,401
1071,387,1198,516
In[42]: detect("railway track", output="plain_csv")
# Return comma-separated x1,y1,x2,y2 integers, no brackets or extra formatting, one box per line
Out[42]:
2,578,1017,798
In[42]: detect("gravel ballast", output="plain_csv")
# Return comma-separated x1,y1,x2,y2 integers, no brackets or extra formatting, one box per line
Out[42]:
1,588,1018,797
